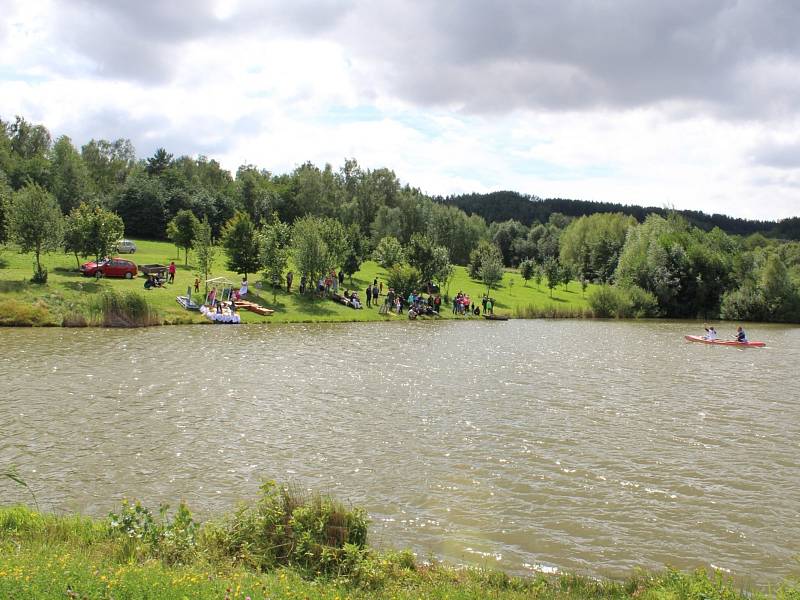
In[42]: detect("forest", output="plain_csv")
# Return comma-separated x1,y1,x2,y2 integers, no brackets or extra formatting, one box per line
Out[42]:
2,114,800,322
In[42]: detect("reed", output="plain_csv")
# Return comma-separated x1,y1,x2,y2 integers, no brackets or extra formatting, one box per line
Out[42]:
513,303,593,319
89,290,160,327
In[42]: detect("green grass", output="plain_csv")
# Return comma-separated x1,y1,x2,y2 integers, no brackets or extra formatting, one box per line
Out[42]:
1,503,795,600
0,239,594,326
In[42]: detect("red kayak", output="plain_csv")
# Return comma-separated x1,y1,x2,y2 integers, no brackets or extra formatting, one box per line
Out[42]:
684,335,765,347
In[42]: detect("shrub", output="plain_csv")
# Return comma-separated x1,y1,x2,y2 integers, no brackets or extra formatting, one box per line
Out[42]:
0,298,54,326
108,500,198,565
385,264,422,300
587,284,658,318
202,481,369,577
89,290,160,327
587,285,624,318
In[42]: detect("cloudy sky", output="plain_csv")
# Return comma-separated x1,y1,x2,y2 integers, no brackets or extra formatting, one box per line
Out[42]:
2,0,800,220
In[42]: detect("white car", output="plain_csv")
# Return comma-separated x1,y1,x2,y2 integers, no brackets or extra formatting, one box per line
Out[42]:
116,239,137,254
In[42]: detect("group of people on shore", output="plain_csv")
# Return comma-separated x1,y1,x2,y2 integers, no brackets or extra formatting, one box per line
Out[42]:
703,323,747,342
452,293,494,316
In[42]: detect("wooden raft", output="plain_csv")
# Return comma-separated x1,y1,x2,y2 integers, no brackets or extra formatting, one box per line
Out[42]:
234,299,274,316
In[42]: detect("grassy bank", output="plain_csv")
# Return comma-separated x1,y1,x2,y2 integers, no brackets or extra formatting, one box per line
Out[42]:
0,239,593,326
2,490,795,600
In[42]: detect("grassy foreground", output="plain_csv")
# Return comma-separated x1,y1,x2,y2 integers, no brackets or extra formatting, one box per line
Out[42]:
2,498,795,600
0,239,593,326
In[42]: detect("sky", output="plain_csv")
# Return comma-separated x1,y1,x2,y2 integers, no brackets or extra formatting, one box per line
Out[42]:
2,0,800,221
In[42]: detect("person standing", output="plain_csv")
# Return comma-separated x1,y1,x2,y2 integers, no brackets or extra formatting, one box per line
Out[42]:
194,277,200,293
372,283,379,307
286,271,294,293
168,261,176,283
338,270,345,287
299,274,307,294
366,284,372,308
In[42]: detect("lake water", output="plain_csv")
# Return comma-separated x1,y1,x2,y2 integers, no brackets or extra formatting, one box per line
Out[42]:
1,320,798,585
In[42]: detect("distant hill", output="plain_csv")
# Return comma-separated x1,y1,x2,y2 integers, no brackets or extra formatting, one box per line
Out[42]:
439,191,799,239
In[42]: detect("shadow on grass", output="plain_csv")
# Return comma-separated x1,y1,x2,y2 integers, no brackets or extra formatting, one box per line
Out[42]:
53,266,81,274
0,280,31,293
62,281,104,294
0,257,8,269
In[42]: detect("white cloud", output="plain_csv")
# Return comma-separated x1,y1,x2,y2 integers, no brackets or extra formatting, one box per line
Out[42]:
2,0,800,220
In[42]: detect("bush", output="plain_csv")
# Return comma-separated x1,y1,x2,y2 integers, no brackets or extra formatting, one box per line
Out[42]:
588,284,658,318
385,264,422,300
108,499,198,565
202,481,369,577
0,298,54,326
89,290,160,327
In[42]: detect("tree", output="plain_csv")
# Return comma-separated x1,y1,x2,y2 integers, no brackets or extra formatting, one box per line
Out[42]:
194,217,216,295
145,147,173,177
406,233,438,285
291,216,348,293
63,203,124,268
341,223,367,285
50,135,92,214
543,257,561,298
373,235,405,269
479,244,504,294
261,217,292,301
81,138,136,196
519,259,535,286
0,174,10,245
7,183,63,282
221,211,262,279
167,209,200,265
113,172,167,238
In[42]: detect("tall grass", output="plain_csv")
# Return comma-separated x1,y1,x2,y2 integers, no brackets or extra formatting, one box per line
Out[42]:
1,496,796,599
89,290,160,327
513,303,594,319
0,298,56,326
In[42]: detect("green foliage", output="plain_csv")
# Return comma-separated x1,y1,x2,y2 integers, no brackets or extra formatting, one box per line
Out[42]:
113,171,167,238
63,202,125,266
559,212,636,283
519,259,535,285
203,481,369,577
373,235,405,269
587,284,658,318
221,211,263,278
194,217,215,292
167,209,200,265
386,264,423,300
291,215,348,290
479,244,504,294
6,182,63,282
542,256,561,298
89,290,160,327
49,135,92,214
261,216,292,300
109,499,198,565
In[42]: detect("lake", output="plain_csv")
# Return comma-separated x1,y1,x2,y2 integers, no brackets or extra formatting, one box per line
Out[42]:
1,319,798,585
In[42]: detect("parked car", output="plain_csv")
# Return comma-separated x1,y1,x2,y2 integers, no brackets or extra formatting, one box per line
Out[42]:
116,239,137,254
80,257,138,279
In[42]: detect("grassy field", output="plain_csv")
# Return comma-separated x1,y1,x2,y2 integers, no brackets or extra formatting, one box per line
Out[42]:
0,239,593,326
1,503,794,600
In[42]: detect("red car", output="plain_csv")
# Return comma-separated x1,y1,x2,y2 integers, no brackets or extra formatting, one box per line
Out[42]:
80,257,138,279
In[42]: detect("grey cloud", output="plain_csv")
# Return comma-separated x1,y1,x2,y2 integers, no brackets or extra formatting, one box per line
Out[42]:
50,0,353,83
336,0,800,117
751,140,800,169
26,0,800,118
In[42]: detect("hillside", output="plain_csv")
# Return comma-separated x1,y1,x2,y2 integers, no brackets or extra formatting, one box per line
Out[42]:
440,191,798,238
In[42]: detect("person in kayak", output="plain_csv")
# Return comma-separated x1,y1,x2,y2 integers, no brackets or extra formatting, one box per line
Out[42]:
734,326,747,342
703,324,717,340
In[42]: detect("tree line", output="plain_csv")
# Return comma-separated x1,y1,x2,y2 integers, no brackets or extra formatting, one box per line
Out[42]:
442,190,795,239
2,115,799,322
